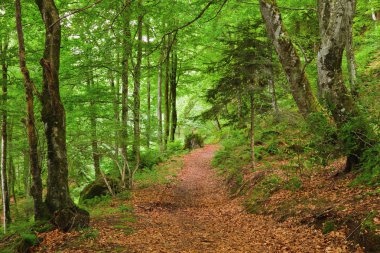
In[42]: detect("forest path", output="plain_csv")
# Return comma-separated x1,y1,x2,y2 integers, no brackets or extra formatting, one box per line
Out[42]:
124,145,349,253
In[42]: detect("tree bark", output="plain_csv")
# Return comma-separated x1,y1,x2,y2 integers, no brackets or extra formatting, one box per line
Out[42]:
269,48,279,114
121,0,132,182
109,68,119,171
259,0,320,118
132,0,143,188
317,0,369,171
1,35,11,231
170,49,178,142
8,121,16,206
35,0,89,230
157,41,164,152
250,89,255,169
88,72,100,179
345,0,358,97
164,34,171,149
146,23,151,149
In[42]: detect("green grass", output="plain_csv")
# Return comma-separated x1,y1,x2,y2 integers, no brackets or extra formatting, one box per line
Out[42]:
134,159,183,188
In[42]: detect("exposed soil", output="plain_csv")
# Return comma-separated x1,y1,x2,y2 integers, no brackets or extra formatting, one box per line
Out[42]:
32,145,361,252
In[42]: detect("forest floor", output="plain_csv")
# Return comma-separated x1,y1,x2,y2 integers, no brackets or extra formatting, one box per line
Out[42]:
30,145,361,253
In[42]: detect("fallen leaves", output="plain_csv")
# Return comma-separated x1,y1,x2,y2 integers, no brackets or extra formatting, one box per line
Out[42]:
32,145,369,252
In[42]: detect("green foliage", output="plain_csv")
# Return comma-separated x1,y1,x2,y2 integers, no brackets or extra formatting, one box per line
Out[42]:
116,191,132,201
80,228,99,240
245,175,283,214
266,141,280,155
354,143,380,186
305,112,339,165
118,204,133,213
165,140,185,157
140,149,163,170
284,176,303,191
361,211,379,232
322,220,336,234
81,195,112,208
184,133,204,150
19,232,39,246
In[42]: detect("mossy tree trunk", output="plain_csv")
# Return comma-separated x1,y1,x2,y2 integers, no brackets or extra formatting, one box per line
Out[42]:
259,0,321,118
170,46,178,142
146,23,151,149
317,0,369,171
121,0,132,187
131,0,143,189
0,32,11,231
35,0,89,230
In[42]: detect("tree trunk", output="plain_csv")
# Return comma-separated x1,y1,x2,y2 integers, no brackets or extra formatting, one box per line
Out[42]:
121,0,132,182
259,0,320,118
269,48,279,114
164,34,171,149
109,68,119,171
132,0,143,189
170,50,178,142
22,149,30,197
146,23,151,149
317,0,369,171
8,120,16,207
345,0,358,97
157,42,164,152
88,72,100,179
1,35,11,231
250,89,255,169
35,0,89,231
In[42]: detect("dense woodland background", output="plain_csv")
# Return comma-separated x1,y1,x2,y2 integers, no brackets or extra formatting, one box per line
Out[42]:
0,0,379,251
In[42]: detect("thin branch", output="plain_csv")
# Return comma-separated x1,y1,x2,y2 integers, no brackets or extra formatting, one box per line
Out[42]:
146,0,220,57
49,0,104,28
238,0,316,11
205,0,228,22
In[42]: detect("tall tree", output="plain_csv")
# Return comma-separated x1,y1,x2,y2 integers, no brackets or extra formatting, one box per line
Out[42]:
146,23,151,149
157,39,164,151
0,32,11,232
317,0,370,171
15,0,47,221
164,34,171,148
345,0,358,97
132,0,143,188
88,71,100,179
35,0,89,230
170,48,178,142
258,0,321,118
121,0,132,187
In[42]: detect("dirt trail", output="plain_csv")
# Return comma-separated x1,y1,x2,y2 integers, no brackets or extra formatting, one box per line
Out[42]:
125,145,350,253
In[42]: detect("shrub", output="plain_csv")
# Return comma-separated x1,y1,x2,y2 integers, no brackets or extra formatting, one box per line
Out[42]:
284,176,303,191
322,220,336,234
305,112,339,165
184,133,204,150
245,175,283,213
140,149,163,170
353,143,380,186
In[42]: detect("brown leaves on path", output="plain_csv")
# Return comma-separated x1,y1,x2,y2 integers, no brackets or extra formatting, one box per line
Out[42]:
124,145,351,252
32,145,354,252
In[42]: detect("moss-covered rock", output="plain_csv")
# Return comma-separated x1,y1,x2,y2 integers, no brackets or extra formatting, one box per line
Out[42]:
184,133,204,150
79,177,120,202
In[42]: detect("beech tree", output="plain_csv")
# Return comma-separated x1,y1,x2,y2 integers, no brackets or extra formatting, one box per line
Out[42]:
258,0,321,118
35,0,89,230
0,29,11,232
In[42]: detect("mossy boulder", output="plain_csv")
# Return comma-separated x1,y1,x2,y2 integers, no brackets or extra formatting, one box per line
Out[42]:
79,177,120,202
184,133,204,150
